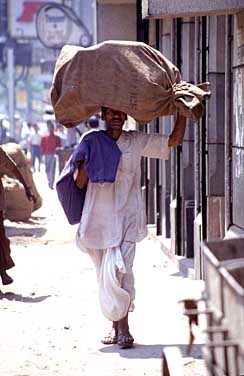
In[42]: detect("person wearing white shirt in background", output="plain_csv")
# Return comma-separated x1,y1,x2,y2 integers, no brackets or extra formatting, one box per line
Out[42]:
20,121,32,155
29,123,42,172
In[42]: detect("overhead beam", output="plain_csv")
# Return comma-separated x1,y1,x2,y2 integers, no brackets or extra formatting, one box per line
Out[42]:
142,0,244,19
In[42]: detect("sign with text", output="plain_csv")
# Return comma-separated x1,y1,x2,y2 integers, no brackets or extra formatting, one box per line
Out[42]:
36,4,71,47
36,3,92,48
9,0,61,38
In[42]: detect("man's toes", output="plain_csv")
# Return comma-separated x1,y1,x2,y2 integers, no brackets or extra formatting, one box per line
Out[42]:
101,330,118,345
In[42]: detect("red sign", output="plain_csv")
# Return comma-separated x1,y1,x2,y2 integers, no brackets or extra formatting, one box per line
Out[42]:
17,1,47,22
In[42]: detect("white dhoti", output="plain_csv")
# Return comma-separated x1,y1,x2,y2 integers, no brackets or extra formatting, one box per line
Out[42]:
78,237,136,321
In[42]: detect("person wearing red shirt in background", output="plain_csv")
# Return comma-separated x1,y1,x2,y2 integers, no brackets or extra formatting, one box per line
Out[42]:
40,120,62,189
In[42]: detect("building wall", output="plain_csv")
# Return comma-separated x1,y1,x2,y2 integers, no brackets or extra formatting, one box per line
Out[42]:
96,3,136,42
77,0,96,41
141,8,244,277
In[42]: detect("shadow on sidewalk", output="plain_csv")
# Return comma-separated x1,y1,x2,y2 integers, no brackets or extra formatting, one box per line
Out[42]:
5,226,46,238
99,343,203,359
0,291,51,303
169,271,183,277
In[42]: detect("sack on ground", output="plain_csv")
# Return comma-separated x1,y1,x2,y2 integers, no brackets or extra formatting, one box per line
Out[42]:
1,143,42,220
2,176,33,221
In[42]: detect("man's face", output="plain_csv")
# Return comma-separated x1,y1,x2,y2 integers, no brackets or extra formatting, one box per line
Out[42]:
102,108,127,131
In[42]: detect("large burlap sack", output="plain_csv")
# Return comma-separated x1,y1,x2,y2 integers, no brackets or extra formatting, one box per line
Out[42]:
51,40,211,127
1,143,42,220
2,176,33,221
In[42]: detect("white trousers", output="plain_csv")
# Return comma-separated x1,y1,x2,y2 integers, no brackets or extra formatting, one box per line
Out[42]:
86,241,136,321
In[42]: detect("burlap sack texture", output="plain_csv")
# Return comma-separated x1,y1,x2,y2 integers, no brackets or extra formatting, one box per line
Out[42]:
1,143,42,221
51,40,211,127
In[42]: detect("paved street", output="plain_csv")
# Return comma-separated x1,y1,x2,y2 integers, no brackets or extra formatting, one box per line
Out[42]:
0,169,208,375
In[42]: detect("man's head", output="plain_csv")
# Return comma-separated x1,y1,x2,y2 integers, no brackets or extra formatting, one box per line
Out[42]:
33,123,39,132
101,107,127,131
47,120,54,134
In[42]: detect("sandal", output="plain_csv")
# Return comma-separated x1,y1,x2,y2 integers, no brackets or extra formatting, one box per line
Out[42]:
117,333,134,349
101,330,118,345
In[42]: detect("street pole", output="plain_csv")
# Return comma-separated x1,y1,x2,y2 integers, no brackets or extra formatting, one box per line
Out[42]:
7,44,15,139
92,0,97,44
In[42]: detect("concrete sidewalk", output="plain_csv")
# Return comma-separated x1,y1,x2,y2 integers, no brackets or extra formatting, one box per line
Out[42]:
0,237,207,376
1,168,207,375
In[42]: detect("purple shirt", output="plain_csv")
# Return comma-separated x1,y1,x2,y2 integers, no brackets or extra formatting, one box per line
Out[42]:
56,130,121,224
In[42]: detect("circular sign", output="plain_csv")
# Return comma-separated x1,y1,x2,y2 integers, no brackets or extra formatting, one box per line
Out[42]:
36,4,72,49
80,33,92,48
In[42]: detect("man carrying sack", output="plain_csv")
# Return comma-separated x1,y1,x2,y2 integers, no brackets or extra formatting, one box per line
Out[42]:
52,40,210,349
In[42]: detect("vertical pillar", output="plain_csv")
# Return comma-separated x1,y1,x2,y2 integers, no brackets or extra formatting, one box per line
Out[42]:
92,0,97,44
194,16,202,278
231,12,244,233
160,18,172,239
206,16,226,240
181,17,195,257
7,45,15,139
224,15,232,233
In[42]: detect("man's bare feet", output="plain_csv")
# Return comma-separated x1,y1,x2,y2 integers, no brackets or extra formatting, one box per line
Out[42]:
117,314,134,349
117,332,134,349
101,322,118,345
102,316,134,348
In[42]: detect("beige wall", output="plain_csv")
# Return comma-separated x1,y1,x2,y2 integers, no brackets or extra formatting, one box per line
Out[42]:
96,4,136,42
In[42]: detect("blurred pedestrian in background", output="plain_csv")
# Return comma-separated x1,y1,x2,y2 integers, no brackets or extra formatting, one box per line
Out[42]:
85,115,99,130
66,127,78,148
0,146,35,285
0,120,8,144
56,123,67,147
20,122,32,155
29,123,42,173
40,120,62,190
